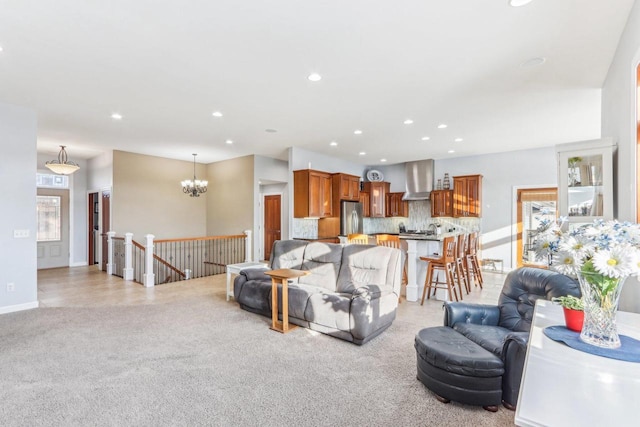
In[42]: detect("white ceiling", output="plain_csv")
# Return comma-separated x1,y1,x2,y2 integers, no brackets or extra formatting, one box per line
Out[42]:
0,0,635,165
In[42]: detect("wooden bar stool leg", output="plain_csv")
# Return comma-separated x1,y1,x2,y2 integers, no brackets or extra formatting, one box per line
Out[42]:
421,263,433,305
446,263,458,302
473,255,484,288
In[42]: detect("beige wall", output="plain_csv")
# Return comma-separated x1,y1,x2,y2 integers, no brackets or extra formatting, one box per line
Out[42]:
112,150,207,239
206,155,254,236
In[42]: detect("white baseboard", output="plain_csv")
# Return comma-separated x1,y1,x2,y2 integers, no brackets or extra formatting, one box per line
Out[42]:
0,300,39,315
70,261,89,267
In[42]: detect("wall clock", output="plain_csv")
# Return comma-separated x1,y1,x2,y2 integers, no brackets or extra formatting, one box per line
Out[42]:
366,169,384,182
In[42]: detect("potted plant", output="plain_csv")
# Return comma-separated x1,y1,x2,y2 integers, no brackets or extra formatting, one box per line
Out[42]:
552,295,584,332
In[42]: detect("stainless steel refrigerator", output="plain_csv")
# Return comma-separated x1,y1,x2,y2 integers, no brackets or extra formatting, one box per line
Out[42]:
340,201,363,235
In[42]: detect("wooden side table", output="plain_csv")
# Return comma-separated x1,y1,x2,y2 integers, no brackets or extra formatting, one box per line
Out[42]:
264,268,309,333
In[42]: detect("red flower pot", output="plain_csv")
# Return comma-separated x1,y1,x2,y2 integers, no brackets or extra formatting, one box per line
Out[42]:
563,307,584,332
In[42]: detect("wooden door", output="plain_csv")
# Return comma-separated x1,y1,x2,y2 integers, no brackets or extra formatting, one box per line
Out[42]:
101,190,111,271
264,194,281,261
467,175,482,217
88,192,98,265
308,172,322,217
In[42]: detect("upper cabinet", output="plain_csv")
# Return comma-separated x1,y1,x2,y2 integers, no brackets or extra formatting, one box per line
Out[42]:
385,192,409,217
431,190,453,217
293,169,333,218
557,139,615,222
332,173,360,201
363,181,389,218
359,191,371,217
453,175,483,218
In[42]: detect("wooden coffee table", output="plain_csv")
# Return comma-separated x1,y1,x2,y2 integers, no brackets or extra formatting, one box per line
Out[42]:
264,268,309,333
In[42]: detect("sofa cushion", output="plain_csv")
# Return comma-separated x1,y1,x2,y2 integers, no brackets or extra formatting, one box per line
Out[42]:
305,291,352,332
236,279,272,314
452,323,513,357
336,244,397,294
277,283,326,321
271,240,307,270
299,242,343,291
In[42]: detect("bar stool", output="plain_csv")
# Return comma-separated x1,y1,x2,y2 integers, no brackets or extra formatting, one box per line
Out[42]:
376,234,408,302
420,236,459,304
347,233,369,244
466,232,484,289
455,233,470,296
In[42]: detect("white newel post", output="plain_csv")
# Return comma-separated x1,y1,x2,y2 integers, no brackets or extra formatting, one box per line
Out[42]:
143,234,155,287
405,239,419,302
123,232,134,281
106,231,116,275
244,229,252,262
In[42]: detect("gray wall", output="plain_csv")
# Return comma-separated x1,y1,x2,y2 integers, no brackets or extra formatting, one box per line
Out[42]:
601,1,640,313
0,102,38,313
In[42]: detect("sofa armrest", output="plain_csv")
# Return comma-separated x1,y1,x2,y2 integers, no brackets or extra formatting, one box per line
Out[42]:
444,302,500,327
501,331,530,409
239,268,270,281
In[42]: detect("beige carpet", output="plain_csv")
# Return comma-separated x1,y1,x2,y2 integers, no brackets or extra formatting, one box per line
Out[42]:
1,275,515,426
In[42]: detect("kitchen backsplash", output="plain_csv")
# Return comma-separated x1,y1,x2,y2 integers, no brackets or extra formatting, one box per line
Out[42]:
291,200,481,238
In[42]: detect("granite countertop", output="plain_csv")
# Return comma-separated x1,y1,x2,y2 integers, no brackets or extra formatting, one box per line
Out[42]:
293,236,339,241
398,232,459,241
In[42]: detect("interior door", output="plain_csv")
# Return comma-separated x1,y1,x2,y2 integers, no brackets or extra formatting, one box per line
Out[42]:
37,188,70,269
101,190,111,271
264,194,281,261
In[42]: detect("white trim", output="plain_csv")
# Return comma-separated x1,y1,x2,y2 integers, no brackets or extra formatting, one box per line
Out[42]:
0,301,39,315
70,261,88,267
260,191,283,262
511,184,556,269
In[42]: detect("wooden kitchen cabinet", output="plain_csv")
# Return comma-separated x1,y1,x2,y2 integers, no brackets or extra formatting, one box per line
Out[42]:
363,182,389,218
453,175,482,218
385,192,409,217
332,173,360,201
359,191,370,217
431,190,453,217
293,169,333,218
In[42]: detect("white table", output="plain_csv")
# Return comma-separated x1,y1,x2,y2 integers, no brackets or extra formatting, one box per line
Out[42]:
515,300,640,426
225,261,268,301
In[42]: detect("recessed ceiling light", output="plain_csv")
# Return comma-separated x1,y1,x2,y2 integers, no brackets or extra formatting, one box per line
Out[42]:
454,138,464,142
212,111,223,117
330,141,338,146
421,136,430,141
403,119,414,125
380,158,387,162
437,124,447,129
307,73,322,82
225,139,233,144
509,0,533,7
111,113,122,120
354,130,363,135
359,152,366,156
521,57,546,68
448,149,455,154
265,129,277,133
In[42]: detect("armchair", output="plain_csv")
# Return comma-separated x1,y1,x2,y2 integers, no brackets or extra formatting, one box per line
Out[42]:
443,267,580,408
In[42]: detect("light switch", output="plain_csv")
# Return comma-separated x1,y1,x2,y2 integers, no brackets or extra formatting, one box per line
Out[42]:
13,229,30,238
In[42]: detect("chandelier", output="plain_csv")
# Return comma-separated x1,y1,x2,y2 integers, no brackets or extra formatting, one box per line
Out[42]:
45,145,80,175
181,154,208,197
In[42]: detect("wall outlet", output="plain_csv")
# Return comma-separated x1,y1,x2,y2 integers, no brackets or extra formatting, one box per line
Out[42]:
13,229,30,238
6,283,15,292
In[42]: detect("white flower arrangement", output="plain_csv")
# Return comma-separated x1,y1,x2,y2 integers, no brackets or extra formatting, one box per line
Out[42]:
534,218,640,280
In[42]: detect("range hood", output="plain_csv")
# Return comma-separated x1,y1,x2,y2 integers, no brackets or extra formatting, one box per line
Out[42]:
403,159,434,200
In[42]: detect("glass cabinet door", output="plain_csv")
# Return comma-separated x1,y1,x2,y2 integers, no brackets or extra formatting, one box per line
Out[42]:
557,140,615,223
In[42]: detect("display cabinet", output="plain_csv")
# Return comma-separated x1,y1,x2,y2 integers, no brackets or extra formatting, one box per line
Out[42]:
556,139,615,223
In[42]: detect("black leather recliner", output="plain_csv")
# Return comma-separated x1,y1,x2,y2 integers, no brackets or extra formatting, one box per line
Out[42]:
442,267,580,409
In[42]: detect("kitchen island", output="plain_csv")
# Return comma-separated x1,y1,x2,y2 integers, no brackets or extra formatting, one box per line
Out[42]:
400,233,458,302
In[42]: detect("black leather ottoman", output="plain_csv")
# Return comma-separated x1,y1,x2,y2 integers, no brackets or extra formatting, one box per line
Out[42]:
415,326,504,411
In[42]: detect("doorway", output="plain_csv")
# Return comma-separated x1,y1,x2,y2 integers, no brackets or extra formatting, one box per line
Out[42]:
263,194,281,261
101,190,111,271
88,192,99,265
516,187,557,267
37,188,70,269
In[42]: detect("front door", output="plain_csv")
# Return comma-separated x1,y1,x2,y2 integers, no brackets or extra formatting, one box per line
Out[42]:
516,187,557,267
264,194,281,261
37,188,70,269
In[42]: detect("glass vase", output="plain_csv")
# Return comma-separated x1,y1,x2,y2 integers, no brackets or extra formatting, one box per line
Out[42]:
576,271,627,349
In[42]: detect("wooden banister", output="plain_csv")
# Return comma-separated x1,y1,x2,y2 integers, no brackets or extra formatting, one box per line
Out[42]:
154,234,246,244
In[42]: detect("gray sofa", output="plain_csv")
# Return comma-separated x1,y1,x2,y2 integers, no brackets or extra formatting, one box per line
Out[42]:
233,240,402,344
